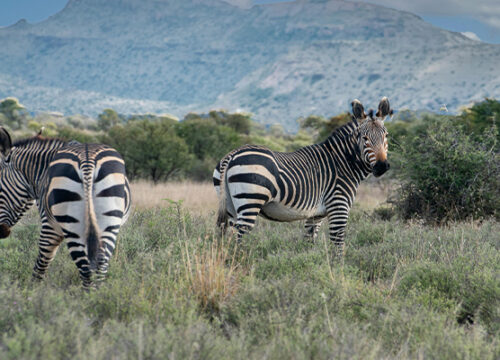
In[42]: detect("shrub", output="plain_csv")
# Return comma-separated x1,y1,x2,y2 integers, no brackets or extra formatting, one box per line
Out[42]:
398,261,500,332
457,98,500,146
372,205,396,221
393,118,499,223
104,118,192,183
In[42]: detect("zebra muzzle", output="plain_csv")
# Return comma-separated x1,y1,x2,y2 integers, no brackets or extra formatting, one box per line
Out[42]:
0,224,11,239
373,160,390,177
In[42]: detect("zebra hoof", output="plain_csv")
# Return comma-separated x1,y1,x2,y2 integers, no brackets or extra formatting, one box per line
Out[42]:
32,271,45,281
303,235,316,244
81,282,97,291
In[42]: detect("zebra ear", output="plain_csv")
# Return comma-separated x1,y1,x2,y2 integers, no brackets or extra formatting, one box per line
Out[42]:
351,99,366,120
376,97,392,119
0,127,12,156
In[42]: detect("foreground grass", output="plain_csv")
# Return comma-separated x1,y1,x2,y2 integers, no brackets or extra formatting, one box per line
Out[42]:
0,202,499,359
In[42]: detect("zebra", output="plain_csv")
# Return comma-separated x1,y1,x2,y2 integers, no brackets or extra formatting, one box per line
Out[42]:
213,97,392,257
0,128,131,288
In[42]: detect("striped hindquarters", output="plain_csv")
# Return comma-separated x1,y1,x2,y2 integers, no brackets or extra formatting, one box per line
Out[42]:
46,144,130,271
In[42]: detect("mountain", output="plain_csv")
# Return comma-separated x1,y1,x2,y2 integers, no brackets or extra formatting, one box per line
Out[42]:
1,0,499,129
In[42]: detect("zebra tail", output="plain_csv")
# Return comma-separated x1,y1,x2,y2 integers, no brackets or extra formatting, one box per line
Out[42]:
87,220,99,270
216,155,232,231
85,167,101,270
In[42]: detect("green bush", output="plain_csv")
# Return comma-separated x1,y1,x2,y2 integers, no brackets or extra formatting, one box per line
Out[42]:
104,118,192,183
393,118,499,223
458,98,500,146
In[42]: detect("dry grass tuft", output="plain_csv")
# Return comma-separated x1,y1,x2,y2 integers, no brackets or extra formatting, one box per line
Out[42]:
182,236,241,312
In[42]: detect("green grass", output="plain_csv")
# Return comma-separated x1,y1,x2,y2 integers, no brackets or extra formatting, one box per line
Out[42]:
0,204,499,359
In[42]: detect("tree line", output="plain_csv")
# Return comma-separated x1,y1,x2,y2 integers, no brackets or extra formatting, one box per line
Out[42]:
1,96,498,222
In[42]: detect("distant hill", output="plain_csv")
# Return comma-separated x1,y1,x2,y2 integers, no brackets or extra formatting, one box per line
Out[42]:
1,0,499,129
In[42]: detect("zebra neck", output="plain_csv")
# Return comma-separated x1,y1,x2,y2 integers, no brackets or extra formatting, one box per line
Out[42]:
323,126,371,185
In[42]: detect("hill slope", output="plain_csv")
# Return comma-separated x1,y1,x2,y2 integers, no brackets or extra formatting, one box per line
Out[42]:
1,0,499,129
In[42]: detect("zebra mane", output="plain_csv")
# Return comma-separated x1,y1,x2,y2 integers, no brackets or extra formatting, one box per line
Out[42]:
13,136,67,149
326,119,359,142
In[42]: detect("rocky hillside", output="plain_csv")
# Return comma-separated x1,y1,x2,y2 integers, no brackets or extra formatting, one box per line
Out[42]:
1,0,499,129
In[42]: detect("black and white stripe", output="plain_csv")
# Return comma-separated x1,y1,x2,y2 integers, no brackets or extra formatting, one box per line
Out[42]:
213,98,392,257
0,129,131,288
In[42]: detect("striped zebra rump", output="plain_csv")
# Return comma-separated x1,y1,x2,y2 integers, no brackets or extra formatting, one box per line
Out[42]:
46,144,130,277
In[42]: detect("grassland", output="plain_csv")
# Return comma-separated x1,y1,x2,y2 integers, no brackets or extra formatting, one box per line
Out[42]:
0,182,498,359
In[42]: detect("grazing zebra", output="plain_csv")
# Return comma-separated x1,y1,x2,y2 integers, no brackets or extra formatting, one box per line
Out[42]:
0,128,131,288
213,97,392,257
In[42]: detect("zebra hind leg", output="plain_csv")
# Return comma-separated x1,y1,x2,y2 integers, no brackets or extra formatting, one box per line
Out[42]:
32,232,64,281
66,243,94,289
95,253,110,285
216,210,234,237
234,205,263,243
94,234,117,285
94,225,120,285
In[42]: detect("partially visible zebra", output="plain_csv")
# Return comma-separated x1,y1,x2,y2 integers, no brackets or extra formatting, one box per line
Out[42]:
0,128,131,288
213,98,392,257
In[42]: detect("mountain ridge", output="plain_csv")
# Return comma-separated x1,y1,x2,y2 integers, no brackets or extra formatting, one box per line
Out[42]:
0,0,499,129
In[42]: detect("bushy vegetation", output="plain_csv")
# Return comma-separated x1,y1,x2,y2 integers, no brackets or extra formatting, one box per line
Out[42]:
387,101,499,223
104,117,192,182
0,203,498,359
0,100,319,182
0,97,499,358
1,97,498,223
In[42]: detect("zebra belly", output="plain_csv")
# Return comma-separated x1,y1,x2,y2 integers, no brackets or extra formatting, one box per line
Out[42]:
261,201,326,222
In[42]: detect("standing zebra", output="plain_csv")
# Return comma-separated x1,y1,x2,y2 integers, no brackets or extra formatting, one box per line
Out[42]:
213,98,392,257
0,128,131,288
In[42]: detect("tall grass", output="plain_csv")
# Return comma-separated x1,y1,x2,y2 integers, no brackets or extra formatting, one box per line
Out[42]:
0,182,498,359
182,236,241,312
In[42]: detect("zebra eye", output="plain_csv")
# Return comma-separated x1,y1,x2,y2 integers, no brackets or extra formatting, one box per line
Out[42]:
362,136,369,141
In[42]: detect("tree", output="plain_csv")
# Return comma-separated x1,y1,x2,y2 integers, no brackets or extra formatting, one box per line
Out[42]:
175,116,244,180
57,126,98,143
176,117,243,161
0,97,30,130
208,110,252,134
458,98,500,147
300,113,351,141
105,118,191,183
97,109,121,131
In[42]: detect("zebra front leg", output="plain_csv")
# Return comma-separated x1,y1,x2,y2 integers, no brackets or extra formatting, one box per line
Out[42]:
32,224,64,281
326,207,351,261
304,217,324,242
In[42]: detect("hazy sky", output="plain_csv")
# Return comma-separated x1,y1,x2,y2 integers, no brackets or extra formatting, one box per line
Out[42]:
1,0,499,43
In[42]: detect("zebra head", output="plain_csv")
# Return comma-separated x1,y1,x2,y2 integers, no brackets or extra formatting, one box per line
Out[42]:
0,127,34,238
351,98,392,177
